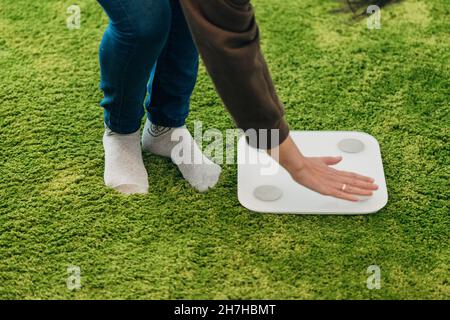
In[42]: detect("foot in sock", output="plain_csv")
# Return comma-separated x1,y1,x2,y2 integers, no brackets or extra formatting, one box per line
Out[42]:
141,119,221,192
103,127,149,195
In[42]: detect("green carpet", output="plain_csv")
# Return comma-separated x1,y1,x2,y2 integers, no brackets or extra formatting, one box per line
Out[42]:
0,0,448,299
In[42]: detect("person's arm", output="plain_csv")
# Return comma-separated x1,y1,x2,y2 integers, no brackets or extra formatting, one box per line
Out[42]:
179,0,288,150
180,0,378,200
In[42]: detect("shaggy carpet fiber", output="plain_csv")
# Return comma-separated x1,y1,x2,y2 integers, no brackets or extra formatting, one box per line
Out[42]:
0,0,448,299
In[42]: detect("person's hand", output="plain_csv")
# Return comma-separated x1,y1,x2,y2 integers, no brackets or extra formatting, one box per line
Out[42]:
268,136,379,202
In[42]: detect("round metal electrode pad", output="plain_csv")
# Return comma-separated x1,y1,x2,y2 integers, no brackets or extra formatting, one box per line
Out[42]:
338,138,365,153
253,185,283,201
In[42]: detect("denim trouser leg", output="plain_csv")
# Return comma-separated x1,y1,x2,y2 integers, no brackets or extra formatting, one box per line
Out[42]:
145,0,199,128
97,0,171,134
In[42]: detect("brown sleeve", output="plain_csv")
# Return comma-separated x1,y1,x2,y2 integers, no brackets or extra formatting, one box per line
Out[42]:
179,0,289,149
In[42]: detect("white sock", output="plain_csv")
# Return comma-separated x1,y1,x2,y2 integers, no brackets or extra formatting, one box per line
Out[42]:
142,119,221,192
103,127,149,195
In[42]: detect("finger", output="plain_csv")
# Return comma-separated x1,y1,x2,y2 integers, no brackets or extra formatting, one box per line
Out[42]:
330,190,359,202
319,156,343,166
331,181,373,196
329,170,378,190
331,168,376,183
340,184,374,196
329,174,378,190
345,177,379,190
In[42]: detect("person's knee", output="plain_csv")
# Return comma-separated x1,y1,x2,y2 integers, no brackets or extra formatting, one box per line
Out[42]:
116,1,171,45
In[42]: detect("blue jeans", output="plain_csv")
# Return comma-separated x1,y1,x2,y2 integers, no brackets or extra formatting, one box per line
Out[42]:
98,0,199,133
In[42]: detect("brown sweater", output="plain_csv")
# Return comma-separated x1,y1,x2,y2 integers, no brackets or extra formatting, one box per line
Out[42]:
179,0,289,149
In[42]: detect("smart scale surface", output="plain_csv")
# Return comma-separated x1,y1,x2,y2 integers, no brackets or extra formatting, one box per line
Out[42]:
237,131,388,214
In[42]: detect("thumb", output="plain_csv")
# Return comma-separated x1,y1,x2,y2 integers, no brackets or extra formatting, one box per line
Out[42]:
321,156,342,166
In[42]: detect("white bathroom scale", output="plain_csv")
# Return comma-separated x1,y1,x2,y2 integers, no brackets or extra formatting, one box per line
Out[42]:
237,131,388,215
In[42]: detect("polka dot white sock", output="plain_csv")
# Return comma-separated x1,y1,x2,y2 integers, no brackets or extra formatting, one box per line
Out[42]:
103,127,149,195
142,119,221,192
